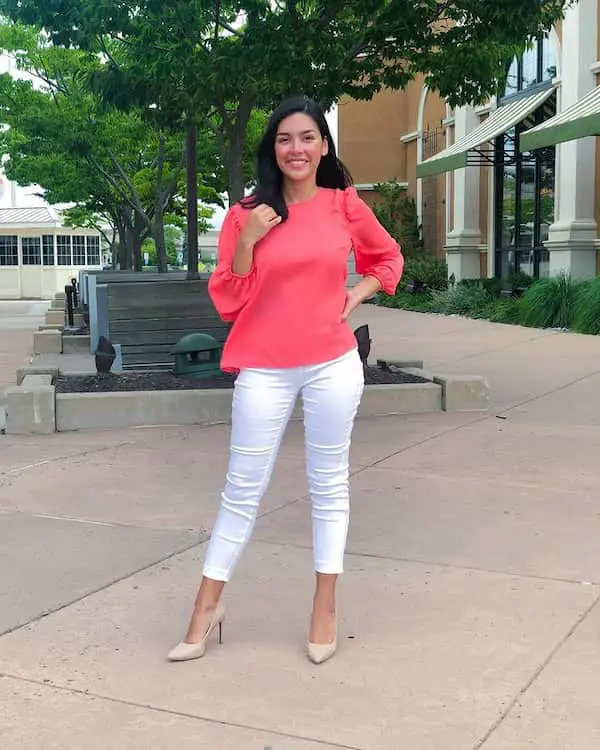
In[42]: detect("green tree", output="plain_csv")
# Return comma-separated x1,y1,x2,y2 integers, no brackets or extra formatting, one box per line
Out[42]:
372,181,423,258
0,0,572,208
0,23,225,270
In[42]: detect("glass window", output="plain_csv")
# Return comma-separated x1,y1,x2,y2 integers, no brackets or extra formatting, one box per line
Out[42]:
521,42,538,90
542,37,557,82
57,235,72,265
86,235,101,265
22,237,42,265
72,236,86,265
0,235,18,266
504,59,518,98
42,235,55,265
495,93,556,280
502,34,557,99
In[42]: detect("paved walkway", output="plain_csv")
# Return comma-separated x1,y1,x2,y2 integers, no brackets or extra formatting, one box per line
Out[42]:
1,302,600,749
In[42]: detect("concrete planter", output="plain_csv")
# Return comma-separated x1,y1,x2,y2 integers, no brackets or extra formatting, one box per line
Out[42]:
5,360,489,435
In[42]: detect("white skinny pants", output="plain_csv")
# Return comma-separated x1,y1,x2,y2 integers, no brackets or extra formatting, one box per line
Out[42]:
203,348,365,581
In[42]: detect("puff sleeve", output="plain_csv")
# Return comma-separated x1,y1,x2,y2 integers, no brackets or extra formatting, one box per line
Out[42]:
344,187,404,295
208,206,258,322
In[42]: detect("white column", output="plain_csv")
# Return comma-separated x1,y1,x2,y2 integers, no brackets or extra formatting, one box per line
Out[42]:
444,105,483,280
546,0,598,278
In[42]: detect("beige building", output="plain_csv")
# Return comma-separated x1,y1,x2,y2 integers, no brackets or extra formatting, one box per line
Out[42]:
338,0,600,282
0,206,102,299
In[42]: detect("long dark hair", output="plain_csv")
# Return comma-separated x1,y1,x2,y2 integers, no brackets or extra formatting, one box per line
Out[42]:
241,95,353,221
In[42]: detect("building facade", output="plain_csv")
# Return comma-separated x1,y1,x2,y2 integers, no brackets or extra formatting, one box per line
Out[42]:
0,52,103,300
0,206,103,299
338,0,600,282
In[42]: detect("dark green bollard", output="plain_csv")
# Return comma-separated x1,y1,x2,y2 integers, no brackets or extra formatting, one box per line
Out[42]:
172,333,223,379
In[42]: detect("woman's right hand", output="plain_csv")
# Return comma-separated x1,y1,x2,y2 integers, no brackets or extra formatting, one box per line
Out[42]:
239,204,282,248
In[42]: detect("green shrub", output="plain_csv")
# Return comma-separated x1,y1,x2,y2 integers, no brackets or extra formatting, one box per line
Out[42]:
372,181,423,257
573,276,600,335
402,256,448,290
378,290,433,312
507,270,535,292
481,277,504,298
484,298,523,324
519,274,582,330
429,285,492,317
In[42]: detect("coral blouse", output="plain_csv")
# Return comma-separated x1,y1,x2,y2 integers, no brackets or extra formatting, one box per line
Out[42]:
208,186,403,372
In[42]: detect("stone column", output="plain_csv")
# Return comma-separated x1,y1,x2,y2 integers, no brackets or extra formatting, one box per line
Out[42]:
444,106,483,280
545,0,598,278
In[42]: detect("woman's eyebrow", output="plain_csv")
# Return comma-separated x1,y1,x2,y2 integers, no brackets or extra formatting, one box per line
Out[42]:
277,128,317,136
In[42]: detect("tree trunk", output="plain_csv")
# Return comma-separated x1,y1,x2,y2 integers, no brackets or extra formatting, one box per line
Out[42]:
132,211,145,271
124,229,135,270
114,215,127,269
227,152,245,205
154,220,168,273
186,123,199,280
226,103,252,205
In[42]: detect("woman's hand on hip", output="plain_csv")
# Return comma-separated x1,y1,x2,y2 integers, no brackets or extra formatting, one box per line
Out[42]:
240,204,282,248
340,289,363,322
340,276,382,322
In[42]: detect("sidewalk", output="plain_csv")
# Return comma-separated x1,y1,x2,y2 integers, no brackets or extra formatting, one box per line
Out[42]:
0,301,48,396
1,304,600,749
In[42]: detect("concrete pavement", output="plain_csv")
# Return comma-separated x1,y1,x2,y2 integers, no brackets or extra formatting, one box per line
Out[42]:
1,301,600,748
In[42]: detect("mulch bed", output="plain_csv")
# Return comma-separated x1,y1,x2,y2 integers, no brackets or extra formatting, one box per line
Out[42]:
55,365,429,394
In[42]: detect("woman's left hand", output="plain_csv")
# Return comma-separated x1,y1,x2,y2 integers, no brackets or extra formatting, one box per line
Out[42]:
340,276,382,322
339,289,362,322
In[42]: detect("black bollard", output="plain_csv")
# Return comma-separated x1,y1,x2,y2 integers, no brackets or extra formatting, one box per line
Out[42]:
353,324,371,371
65,284,75,327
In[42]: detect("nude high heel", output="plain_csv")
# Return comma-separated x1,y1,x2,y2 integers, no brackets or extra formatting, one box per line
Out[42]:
167,602,225,662
307,615,338,665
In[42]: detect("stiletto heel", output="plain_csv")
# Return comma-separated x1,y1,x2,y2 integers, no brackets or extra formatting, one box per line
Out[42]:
167,602,225,662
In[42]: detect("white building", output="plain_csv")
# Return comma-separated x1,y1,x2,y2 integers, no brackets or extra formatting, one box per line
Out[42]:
0,52,102,300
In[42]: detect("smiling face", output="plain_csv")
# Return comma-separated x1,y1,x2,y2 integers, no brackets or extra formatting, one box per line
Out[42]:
274,112,328,187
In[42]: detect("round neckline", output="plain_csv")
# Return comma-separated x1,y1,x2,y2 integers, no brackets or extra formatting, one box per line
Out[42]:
285,187,323,208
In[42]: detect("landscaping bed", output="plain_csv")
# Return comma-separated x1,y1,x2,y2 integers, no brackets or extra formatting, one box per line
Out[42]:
55,365,429,394
378,274,600,335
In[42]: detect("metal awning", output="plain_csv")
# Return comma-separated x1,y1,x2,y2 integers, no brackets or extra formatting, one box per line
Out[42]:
417,86,556,177
520,86,600,151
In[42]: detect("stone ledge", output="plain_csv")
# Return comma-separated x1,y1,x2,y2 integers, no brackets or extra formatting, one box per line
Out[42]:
54,381,444,432
45,309,64,325
5,375,56,435
16,365,60,385
62,334,91,355
34,329,63,355
400,368,489,412
44,310,83,326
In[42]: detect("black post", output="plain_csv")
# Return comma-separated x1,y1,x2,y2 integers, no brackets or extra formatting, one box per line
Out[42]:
186,123,199,280
65,285,74,327
71,278,78,308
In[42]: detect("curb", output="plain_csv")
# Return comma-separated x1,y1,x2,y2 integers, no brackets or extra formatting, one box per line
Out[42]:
54,381,444,433
400,367,490,412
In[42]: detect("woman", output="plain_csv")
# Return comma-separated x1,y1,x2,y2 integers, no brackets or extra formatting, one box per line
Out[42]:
168,95,403,665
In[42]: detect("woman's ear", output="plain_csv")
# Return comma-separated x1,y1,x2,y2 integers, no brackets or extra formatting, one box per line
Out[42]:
322,135,329,157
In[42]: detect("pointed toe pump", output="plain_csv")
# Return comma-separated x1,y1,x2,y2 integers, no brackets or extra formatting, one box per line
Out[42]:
307,616,338,665
167,602,225,662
